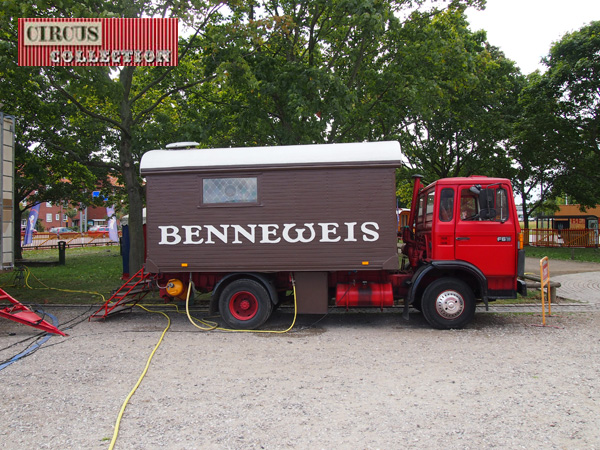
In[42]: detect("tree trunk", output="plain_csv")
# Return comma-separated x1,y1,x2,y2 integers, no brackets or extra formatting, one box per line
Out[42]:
120,135,145,273
119,67,145,274
520,191,529,230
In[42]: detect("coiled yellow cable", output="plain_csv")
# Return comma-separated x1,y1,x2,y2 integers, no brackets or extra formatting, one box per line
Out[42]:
21,266,107,303
184,275,298,334
184,280,218,331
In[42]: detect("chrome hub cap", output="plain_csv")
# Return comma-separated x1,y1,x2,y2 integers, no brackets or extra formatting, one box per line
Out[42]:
435,290,465,319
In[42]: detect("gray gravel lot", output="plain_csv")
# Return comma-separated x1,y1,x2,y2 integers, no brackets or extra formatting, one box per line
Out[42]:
2,303,600,450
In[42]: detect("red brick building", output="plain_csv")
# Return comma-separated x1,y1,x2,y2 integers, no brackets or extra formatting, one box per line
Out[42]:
22,202,111,231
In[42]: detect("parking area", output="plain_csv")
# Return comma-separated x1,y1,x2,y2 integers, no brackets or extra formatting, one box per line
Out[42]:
1,304,600,449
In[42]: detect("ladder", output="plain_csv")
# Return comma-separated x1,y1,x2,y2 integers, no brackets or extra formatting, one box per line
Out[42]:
89,267,155,320
0,288,67,336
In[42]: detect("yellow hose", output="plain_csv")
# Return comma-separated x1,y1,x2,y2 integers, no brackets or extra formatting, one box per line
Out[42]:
109,276,297,448
108,305,171,450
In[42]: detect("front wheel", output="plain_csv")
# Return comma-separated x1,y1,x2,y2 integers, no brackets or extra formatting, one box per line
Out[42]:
421,278,475,330
218,279,273,330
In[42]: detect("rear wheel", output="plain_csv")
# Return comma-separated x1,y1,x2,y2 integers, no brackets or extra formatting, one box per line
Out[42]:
421,278,475,330
219,279,273,329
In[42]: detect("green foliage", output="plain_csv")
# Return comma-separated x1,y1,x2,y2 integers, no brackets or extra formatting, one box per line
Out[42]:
508,21,600,224
178,0,493,150
11,0,600,269
0,0,228,272
389,8,522,181
540,21,600,209
395,167,419,208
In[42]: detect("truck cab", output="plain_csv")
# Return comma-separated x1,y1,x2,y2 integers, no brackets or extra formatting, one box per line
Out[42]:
403,175,527,328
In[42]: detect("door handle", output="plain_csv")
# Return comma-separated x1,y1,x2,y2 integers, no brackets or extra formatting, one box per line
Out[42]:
456,237,470,241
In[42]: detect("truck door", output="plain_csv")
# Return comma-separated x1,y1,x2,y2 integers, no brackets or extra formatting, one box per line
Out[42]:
454,184,517,294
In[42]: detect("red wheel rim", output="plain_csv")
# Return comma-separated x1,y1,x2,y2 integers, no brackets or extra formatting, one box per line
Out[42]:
229,291,258,320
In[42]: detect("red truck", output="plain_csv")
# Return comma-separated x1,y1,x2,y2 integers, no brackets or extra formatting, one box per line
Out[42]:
138,141,526,330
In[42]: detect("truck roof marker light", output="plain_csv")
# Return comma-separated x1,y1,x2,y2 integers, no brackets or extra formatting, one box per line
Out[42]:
181,263,188,267
362,261,369,266
166,142,200,150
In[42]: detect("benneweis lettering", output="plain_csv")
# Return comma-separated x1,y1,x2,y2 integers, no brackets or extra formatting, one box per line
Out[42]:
158,222,380,245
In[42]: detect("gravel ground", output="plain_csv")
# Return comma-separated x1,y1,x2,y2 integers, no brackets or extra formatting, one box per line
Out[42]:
1,303,600,450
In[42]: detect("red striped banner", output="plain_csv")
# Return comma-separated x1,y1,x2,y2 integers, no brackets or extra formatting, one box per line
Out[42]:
18,18,178,66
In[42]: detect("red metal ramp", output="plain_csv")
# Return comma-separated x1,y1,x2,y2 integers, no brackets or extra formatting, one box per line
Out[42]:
0,288,66,336
89,267,155,320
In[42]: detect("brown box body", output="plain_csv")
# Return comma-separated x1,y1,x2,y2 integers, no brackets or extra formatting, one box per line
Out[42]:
144,164,399,274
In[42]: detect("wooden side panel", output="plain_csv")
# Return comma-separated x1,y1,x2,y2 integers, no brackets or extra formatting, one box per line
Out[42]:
294,272,328,314
145,166,398,273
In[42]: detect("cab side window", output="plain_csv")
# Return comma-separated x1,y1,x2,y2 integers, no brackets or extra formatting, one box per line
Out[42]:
439,188,454,222
460,189,478,220
495,188,509,221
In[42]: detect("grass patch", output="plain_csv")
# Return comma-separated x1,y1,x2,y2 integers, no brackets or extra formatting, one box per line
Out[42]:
525,246,600,263
0,246,124,305
494,289,541,305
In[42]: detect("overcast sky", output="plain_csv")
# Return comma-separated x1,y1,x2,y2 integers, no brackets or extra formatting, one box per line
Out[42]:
466,0,600,74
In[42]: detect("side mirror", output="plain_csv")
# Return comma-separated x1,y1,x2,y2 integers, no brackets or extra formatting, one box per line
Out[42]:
469,185,481,195
478,188,494,209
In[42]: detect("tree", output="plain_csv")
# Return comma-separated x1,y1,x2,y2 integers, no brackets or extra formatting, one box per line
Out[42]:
381,8,522,181
0,59,113,259
0,0,225,271
2,0,496,266
508,72,575,227
177,0,488,149
180,2,519,195
540,20,600,208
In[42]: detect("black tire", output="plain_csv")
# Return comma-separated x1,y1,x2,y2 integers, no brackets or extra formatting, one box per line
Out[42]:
218,279,273,329
411,297,422,312
421,277,475,330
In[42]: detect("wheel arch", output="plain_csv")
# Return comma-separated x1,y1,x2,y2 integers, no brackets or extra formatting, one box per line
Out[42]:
407,261,488,306
210,273,278,314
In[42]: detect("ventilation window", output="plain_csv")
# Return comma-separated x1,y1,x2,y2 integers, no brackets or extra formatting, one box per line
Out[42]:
202,177,258,204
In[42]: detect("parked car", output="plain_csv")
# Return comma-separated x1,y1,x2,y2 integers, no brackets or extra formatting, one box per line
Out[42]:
88,225,110,237
49,227,72,234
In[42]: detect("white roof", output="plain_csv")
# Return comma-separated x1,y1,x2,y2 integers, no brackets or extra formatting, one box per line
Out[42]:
140,141,401,172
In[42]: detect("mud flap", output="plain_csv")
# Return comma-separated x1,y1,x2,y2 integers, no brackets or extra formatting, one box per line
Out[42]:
517,279,528,297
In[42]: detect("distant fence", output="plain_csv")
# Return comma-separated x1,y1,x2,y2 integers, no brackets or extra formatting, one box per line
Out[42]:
525,228,599,248
21,232,121,250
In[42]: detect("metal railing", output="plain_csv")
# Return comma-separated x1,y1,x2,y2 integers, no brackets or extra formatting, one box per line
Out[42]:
21,231,121,250
524,228,599,248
